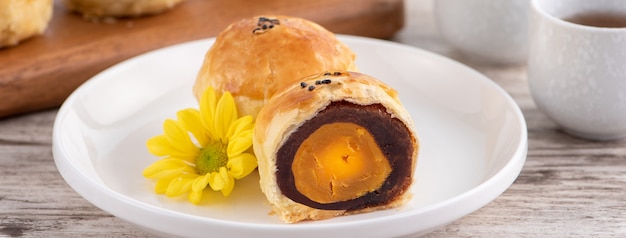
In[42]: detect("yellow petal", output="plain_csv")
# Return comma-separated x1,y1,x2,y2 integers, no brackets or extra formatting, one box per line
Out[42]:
154,173,179,194
168,153,199,164
142,158,191,178
177,109,209,147
227,135,253,157
207,167,233,195
219,167,235,196
146,135,172,157
226,115,254,141
192,174,212,192
155,178,171,194
165,174,197,197
200,87,217,136
207,171,223,191
146,168,184,181
147,135,199,162
164,119,198,153
188,190,203,204
227,153,257,179
214,92,237,141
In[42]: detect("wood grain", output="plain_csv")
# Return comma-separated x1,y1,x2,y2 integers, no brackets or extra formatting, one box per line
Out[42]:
0,0,404,118
3,1,626,237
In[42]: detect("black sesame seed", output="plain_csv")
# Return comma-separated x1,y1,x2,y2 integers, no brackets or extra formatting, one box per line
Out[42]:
269,25,274,29
315,80,322,85
333,72,342,76
308,85,315,91
253,27,261,33
323,72,332,76
300,82,307,88
262,24,268,30
321,79,332,84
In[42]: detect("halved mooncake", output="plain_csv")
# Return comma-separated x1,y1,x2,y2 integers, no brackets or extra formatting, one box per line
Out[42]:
253,71,419,223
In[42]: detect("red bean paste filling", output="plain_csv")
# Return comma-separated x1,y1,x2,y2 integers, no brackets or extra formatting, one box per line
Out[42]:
276,101,414,210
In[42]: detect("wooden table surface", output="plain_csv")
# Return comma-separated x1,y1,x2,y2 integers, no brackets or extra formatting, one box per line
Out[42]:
2,1,626,237
0,0,404,118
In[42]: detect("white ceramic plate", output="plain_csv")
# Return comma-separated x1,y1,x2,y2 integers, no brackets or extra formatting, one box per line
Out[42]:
53,36,527,238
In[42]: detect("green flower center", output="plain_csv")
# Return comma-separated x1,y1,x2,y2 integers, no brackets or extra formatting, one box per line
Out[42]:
196,141,228,175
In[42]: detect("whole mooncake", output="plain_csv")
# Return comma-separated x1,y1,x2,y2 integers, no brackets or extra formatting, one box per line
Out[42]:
192,15,358,118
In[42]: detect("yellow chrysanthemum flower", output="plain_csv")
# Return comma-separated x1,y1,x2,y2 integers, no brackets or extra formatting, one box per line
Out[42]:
143,87,257,204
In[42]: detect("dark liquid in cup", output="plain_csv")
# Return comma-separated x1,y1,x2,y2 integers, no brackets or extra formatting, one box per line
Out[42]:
563,12,626,28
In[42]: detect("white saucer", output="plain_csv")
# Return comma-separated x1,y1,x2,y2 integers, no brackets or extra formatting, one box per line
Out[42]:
53,35,527,238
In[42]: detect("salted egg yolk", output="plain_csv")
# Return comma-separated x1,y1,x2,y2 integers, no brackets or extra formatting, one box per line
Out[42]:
292,122,391,203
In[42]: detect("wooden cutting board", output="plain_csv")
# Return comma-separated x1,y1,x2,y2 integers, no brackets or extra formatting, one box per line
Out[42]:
0,0,404,118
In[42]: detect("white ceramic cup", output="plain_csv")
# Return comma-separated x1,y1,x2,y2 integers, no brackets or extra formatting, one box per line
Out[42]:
528,0,626,140
434,0,529,65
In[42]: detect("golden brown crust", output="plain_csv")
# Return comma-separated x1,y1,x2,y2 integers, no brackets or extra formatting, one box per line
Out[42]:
273,192,412,223
0,0,53,48
193,15,357,117
63,0,184,19
253,71,418,223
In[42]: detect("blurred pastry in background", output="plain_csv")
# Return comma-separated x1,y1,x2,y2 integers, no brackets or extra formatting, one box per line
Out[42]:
0,0,53,48
63,0,184,20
